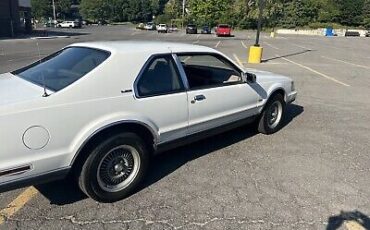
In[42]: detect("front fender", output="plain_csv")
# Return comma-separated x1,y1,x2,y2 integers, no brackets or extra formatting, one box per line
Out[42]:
256,81,288,112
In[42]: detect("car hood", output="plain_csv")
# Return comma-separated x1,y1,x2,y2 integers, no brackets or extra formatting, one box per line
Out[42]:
0,72,45,107
246,68,291,83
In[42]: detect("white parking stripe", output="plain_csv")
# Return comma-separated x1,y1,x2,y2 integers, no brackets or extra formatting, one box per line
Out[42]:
233,54,244,68
193,40,199,44
292,44,312,50
321,56,370,70
241,41,248,49
215,41,221,48
264,42,280,50
280,56,350,87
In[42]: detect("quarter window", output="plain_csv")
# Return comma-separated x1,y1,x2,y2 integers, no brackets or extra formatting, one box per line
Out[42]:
137,55,185,97
178,54,242,89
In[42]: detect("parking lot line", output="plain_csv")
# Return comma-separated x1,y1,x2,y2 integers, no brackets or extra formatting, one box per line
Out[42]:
192,40,199,44
0,187,38,224
233,54,244,68
345,220,366,230
215,41,221,48
280,56,350,87
292,44,312,50
321,56,370,70
264,42,280,50
241,41,248,49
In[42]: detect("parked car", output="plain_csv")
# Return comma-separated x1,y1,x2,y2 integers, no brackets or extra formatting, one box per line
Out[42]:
97,20,108,26
136,23,145,30
73,19,82,28
0,41,296,202
344,30,360,37
82,19,92,26
365,30,370,37
186,24,197,34
201,25,212,34
57,21,78,28
168,24,178,32
157,24,168,33
216,24,232,37
144,22,156,30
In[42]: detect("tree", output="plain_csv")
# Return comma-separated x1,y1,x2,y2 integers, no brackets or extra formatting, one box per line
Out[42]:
336,0,365,26
31,0,52,19
188,0,233,25
363,0,370,27
80,0,110,20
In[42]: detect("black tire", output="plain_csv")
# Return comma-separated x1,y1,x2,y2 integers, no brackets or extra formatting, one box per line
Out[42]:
77,132,149,202
258,93,286,135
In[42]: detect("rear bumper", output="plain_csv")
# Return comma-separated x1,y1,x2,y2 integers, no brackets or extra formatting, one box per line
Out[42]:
0,167,70,193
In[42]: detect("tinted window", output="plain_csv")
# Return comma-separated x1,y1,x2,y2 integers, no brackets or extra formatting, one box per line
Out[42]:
13,47,110,91
178,54,242,89
137,56,185,97
219,25,230,28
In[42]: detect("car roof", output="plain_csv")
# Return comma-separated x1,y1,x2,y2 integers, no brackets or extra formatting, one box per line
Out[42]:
68,41,217,55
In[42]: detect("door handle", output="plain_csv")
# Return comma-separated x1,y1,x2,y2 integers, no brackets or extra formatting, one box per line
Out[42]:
191,95,206,103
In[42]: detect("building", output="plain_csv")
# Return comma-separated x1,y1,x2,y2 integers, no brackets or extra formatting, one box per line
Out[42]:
0,0,32,37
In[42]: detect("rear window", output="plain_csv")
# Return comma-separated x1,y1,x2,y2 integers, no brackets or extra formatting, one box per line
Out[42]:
13,47,110,92
218,25,230,28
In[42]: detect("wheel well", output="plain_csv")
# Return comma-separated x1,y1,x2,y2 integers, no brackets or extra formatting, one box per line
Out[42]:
71,122,156,173
269,89,286,103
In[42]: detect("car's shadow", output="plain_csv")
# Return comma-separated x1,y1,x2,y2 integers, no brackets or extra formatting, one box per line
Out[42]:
36,104,304,205
326,210,370,230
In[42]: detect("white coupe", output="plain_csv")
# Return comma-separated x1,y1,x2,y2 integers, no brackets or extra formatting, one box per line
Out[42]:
0,41,296,202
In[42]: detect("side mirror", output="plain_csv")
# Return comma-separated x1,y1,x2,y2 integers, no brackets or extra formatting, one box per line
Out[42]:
243,72,256,83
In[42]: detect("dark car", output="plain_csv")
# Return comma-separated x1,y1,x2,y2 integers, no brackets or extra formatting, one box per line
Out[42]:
201,25,211,34
344,30,360,37
98,20,108,26
74,19,82,28
186,24,197,34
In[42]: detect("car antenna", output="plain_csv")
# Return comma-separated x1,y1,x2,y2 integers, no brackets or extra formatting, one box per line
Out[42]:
36,41,49,97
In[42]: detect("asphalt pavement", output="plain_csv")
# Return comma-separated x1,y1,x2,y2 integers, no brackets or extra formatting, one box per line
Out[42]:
0,25,370,230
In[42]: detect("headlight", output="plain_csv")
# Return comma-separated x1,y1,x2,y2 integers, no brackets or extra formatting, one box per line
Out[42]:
291,81,295,91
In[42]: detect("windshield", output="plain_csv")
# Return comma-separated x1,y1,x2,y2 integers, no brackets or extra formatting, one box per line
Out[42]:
13,47,110,92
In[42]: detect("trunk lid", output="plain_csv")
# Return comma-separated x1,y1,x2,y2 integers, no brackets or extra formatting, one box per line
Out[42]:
0,73,45,107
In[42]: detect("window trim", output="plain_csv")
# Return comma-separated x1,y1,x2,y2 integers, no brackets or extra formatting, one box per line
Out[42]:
12,46,111,92
173,52,245,91
133,54,187,99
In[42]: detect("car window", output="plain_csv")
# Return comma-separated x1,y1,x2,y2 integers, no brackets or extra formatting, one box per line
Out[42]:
136,55,185,97
13,47,110,92
178,54,242,90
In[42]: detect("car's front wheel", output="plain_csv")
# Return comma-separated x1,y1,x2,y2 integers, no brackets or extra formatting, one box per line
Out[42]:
258,93,285,134
77,133,149,202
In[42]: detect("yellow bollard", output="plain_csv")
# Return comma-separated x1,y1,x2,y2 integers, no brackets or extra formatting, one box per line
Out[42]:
248,46,263,64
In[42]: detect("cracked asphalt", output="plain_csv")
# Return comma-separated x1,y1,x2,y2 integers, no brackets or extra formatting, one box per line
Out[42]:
0,25,370,230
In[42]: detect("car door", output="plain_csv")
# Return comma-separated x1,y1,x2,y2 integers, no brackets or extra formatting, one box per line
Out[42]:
134,54,188,143
175,53,260,134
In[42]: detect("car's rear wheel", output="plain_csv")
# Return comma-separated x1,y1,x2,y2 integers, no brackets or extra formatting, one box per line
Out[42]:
77,132,149,202
258,93,285,134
